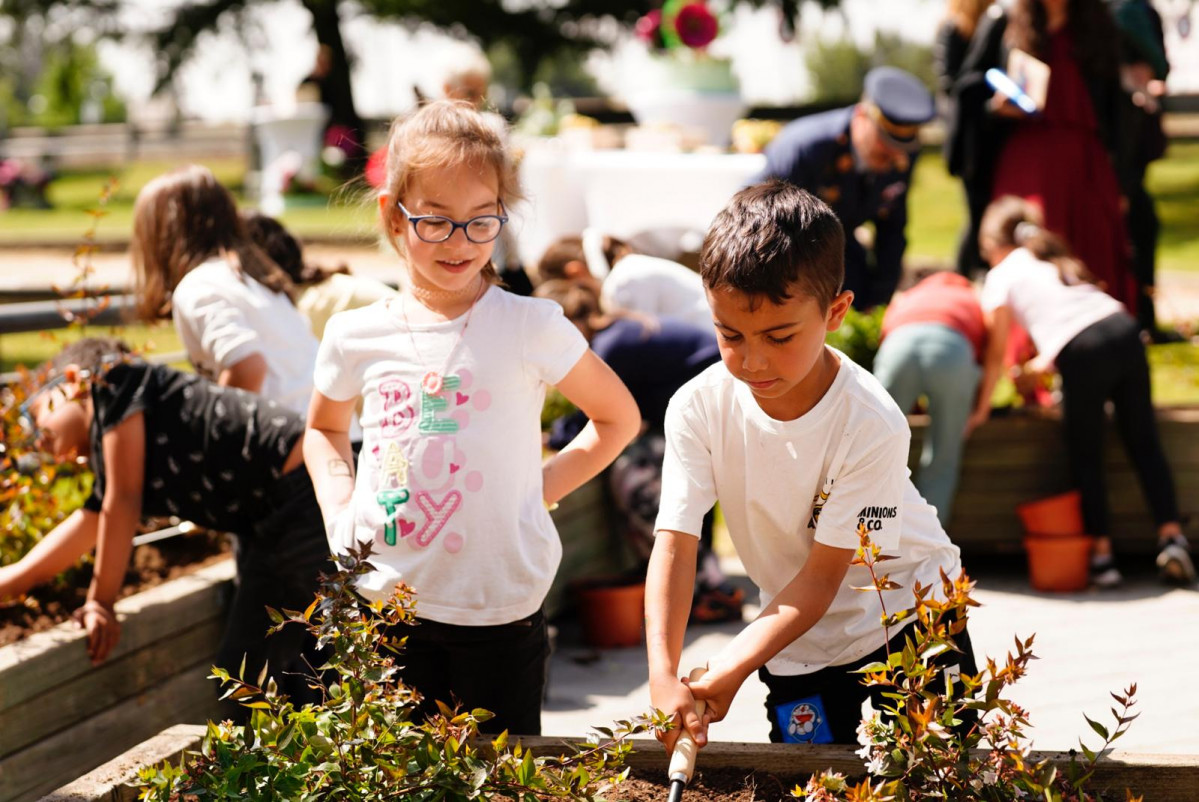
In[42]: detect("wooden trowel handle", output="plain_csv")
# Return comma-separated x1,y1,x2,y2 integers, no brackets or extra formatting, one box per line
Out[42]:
667,667,707,783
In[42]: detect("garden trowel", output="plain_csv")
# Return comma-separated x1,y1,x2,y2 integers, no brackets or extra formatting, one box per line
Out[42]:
666,667,707,802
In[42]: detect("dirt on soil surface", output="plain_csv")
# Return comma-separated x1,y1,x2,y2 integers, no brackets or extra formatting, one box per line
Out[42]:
0,529,230,647
612,767,809,801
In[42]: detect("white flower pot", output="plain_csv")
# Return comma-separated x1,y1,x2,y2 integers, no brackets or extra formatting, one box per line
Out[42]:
622,55,746,146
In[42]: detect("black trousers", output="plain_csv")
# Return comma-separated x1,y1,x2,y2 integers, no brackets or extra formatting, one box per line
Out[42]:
1125,162,1160,334
955,174,992,278
759,620,977,745
1055,312,1179,536
392,609,550,735
216,467,333,720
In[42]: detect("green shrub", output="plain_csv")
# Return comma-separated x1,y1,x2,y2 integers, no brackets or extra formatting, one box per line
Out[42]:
826,305,884,371
137,542,665,800
793,526,1142,801
0,371,93,573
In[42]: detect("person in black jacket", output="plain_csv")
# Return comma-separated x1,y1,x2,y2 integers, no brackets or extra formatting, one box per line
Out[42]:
934,0,996,276
1109,0,1174,340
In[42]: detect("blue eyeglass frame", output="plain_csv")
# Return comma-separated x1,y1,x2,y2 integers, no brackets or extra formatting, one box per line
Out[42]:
395,200,509,244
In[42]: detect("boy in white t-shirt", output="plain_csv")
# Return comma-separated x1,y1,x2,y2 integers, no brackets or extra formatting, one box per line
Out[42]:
646,182,972,748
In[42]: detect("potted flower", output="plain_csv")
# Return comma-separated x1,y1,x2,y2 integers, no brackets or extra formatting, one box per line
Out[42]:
622,0,746,146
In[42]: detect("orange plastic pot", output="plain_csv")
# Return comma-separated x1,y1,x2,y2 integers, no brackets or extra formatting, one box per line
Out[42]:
576,580,645,649
1023,534,1094,592
1016,490,1084,536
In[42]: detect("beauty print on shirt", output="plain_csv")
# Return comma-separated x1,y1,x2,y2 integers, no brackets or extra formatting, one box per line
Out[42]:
366,368,492,555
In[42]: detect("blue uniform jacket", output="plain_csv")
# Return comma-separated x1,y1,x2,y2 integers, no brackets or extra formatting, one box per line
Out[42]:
751,106,915,309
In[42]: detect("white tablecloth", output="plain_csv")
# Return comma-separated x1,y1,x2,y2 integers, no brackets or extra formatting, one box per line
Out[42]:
514,140,766,268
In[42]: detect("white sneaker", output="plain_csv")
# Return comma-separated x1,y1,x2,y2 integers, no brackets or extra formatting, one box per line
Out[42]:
1089,555,1123,589
1156,537,1196,585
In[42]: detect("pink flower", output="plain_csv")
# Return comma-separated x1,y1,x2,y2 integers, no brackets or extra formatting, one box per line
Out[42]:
635,10,662,45
674,2,718,49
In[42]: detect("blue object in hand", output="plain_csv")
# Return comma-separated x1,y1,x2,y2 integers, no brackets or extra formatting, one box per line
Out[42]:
985,68,1039,115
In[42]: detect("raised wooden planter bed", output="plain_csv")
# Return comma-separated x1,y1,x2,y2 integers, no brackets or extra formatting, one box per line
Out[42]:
1,478,612,802
910,407,1199,556
45,724,1199,802
0,559,233,802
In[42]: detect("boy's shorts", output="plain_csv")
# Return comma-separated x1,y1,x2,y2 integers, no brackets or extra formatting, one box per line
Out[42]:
759,619,978,745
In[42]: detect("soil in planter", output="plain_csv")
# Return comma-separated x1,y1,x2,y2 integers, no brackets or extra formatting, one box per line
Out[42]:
613,767,808,801
0,528,230,646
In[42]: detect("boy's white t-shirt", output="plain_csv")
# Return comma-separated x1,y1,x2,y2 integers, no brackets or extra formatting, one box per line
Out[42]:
980,247,1126,365
171,258,319,416
601,254,712,331
656,349,961,675
313,286,589,626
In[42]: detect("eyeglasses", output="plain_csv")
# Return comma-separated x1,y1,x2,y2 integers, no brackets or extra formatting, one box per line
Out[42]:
396,200,508,244
16,373,68,443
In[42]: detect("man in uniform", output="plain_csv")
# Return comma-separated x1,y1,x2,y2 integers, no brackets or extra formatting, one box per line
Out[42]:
751,66,935,310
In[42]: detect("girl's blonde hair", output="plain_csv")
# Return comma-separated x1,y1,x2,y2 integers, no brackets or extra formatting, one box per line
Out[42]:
980,196,1096,287
944,0,994,38
131,165,293,320
380,99,522,286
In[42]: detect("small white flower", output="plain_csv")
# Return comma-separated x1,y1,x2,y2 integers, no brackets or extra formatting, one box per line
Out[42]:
981,769,999,786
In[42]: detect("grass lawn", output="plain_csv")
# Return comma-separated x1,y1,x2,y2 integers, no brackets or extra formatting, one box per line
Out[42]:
1,141,1195,271
0,157,374,245
0,323,185,374
903,141,1199,275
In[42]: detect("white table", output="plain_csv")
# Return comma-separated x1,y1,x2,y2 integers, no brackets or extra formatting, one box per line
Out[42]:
514,140,766,268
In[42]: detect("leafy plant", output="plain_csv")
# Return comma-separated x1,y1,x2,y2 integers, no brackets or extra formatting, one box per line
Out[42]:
792,525,1141,801
137,541,666,800
826,305,884,371
804,32,936,105
1,179,117,583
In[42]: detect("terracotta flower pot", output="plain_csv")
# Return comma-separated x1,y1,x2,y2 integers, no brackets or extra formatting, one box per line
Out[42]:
1016,490,1084,536
1023,534,1094,592
576,578,646,649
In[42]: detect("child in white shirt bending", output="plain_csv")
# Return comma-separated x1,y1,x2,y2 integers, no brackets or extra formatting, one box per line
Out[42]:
646,182,971,748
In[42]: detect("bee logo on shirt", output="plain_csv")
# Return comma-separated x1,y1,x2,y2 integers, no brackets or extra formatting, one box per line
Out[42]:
807,479,834,530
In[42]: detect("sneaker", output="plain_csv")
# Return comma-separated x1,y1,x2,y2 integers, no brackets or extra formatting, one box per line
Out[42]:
1156,535,1196,585
1089,555,1124,589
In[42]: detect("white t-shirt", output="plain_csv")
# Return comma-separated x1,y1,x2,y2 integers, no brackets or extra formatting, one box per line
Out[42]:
656,349,961,675
313,286,589,625
297,273,398,340
601,254,711,331
980,248,1126,365
171,258,319,416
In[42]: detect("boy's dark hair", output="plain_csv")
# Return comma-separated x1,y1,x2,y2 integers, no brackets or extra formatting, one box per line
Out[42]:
700,181,845,310
44,337,133,378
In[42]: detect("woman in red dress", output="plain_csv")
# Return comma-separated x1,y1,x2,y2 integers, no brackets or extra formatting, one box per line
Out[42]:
953,0,1136,313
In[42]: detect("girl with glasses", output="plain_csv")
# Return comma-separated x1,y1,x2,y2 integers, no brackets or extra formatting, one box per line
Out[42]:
304,99,639,735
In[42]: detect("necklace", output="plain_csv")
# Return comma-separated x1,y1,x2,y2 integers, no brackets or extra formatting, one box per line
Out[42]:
400,277,486,396
407,272,485,302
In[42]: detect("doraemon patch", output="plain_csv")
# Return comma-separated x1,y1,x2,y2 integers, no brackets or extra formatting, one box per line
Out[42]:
774,695,834,744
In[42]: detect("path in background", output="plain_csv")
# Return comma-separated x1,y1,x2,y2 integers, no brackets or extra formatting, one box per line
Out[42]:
3,246,1199,325
542,560,1199,755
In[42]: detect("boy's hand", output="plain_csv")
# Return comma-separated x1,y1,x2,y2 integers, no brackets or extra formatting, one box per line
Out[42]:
684,655,746,729
650,672,709,754
74,600,121,665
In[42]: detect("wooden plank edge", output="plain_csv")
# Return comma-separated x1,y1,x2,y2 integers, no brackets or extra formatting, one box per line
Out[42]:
3,666,220,802
42,734,1199,802
0,558,234,709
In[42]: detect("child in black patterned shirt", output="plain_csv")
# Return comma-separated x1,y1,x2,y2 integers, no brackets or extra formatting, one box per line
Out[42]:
0,337,331,715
